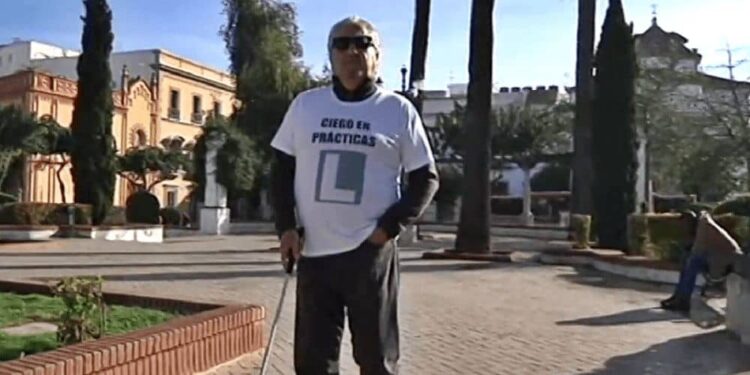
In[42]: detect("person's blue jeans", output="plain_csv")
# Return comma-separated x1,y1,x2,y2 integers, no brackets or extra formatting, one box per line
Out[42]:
674,254,708,298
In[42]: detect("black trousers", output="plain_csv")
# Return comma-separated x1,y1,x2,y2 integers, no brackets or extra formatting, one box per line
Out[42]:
294,240,400,375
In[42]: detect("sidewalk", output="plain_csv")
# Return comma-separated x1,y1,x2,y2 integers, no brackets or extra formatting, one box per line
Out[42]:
1,234,748,374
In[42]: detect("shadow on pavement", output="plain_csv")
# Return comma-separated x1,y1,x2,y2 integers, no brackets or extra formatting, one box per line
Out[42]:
557,307,690,327
557,266,673,294
400,262,512,273
25,259,518,282
582,330,750,375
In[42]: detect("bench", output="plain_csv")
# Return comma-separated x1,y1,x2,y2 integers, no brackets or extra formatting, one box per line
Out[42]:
726,254,750,345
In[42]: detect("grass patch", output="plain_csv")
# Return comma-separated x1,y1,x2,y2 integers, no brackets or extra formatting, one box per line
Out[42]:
0,292,178,361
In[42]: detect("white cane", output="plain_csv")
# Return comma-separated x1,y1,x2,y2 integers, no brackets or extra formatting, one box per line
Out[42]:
259,256,295,375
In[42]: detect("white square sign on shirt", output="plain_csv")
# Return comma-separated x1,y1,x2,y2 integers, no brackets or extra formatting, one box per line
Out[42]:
315,150,367,205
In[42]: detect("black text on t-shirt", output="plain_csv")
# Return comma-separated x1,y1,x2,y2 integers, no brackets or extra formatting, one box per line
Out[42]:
311,117,376,147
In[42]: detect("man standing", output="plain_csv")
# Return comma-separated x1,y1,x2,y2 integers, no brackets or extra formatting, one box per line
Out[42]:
270,16,439,375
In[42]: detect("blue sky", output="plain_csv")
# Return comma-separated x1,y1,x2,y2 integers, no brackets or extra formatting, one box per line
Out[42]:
2,0,748,91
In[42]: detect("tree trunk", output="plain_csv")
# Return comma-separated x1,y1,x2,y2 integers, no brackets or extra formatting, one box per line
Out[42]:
454,0,495,253
409,0,431,96
408,0,432,241
571,0,596,215
56,160,67,204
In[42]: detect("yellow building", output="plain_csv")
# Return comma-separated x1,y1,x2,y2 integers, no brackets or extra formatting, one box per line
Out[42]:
0,47,236,211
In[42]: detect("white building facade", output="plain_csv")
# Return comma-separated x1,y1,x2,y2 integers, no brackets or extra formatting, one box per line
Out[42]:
421,83,569,197
0,39,80,77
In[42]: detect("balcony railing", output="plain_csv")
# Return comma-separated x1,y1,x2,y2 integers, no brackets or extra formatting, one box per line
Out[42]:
191,112,204,124
168,107,180,121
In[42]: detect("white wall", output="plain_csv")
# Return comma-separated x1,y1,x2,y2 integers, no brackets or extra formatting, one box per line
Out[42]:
29,41,79,59
0,41,80,78
0,42,30,77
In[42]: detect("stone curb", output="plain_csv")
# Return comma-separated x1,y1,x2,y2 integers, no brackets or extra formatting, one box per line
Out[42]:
537,250,703,286
422,250,513,262
418,223,569,241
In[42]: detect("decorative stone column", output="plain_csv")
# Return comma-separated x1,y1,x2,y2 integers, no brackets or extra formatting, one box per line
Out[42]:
200,133,231,235
521,168,534,226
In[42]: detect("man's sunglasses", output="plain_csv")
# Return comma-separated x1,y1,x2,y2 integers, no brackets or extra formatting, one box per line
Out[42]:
331,36,375,51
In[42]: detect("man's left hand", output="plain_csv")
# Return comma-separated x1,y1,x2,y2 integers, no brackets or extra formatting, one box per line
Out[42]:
367,227,390,246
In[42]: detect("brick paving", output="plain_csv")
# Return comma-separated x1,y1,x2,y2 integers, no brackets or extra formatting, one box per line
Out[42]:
1,233,749,374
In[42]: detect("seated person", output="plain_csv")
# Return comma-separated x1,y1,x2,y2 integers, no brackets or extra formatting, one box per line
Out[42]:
661,211,741,312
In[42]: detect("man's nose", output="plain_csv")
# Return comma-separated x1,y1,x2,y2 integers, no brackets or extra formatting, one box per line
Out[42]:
345,43,359,54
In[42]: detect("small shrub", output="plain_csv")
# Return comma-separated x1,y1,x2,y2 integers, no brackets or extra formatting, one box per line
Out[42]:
434,166,462,208
159,207,182,226
713,214,750,247
644,213,688,260
627,214,649,255
51,204,93,225
638,213,749,262
649,240,685,263
51,276,106,345
102,206,127,226
687,202,715,214
125,191,160,224
490,196,523,215
570,214,591,249
0,203,57,225
713,195,750,217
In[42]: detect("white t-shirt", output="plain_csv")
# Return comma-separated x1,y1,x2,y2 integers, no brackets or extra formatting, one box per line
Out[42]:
270,85,434,257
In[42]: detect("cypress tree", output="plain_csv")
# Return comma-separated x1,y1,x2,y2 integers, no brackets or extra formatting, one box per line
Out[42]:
592,0,639,249
70,0,117,225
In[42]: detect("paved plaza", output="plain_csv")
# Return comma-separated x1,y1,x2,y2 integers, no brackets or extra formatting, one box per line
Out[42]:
1,233,749,374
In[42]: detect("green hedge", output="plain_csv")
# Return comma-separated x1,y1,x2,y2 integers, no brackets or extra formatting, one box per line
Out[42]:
653,194,696,213
688,202,716,214
713,195,750,217
644,214,688,262
103,206,126,226
626,214,649,255
570,214,591,249
159,207,182,226
627,212,750,262
0,203,58,226
0,203,127,226
713,214,750,247
0,203,94,226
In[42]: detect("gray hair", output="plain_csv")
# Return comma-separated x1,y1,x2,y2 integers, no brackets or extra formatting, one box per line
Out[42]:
327,16,382,56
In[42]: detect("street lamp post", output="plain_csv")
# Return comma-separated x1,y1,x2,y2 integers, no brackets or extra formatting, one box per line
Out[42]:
401,65,408,93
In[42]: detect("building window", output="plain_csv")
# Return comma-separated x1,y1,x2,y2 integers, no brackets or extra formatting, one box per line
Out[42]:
191,95,203,124
213,101,221,117
135,129,148,147
168,89,180,120
164,186,178,208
